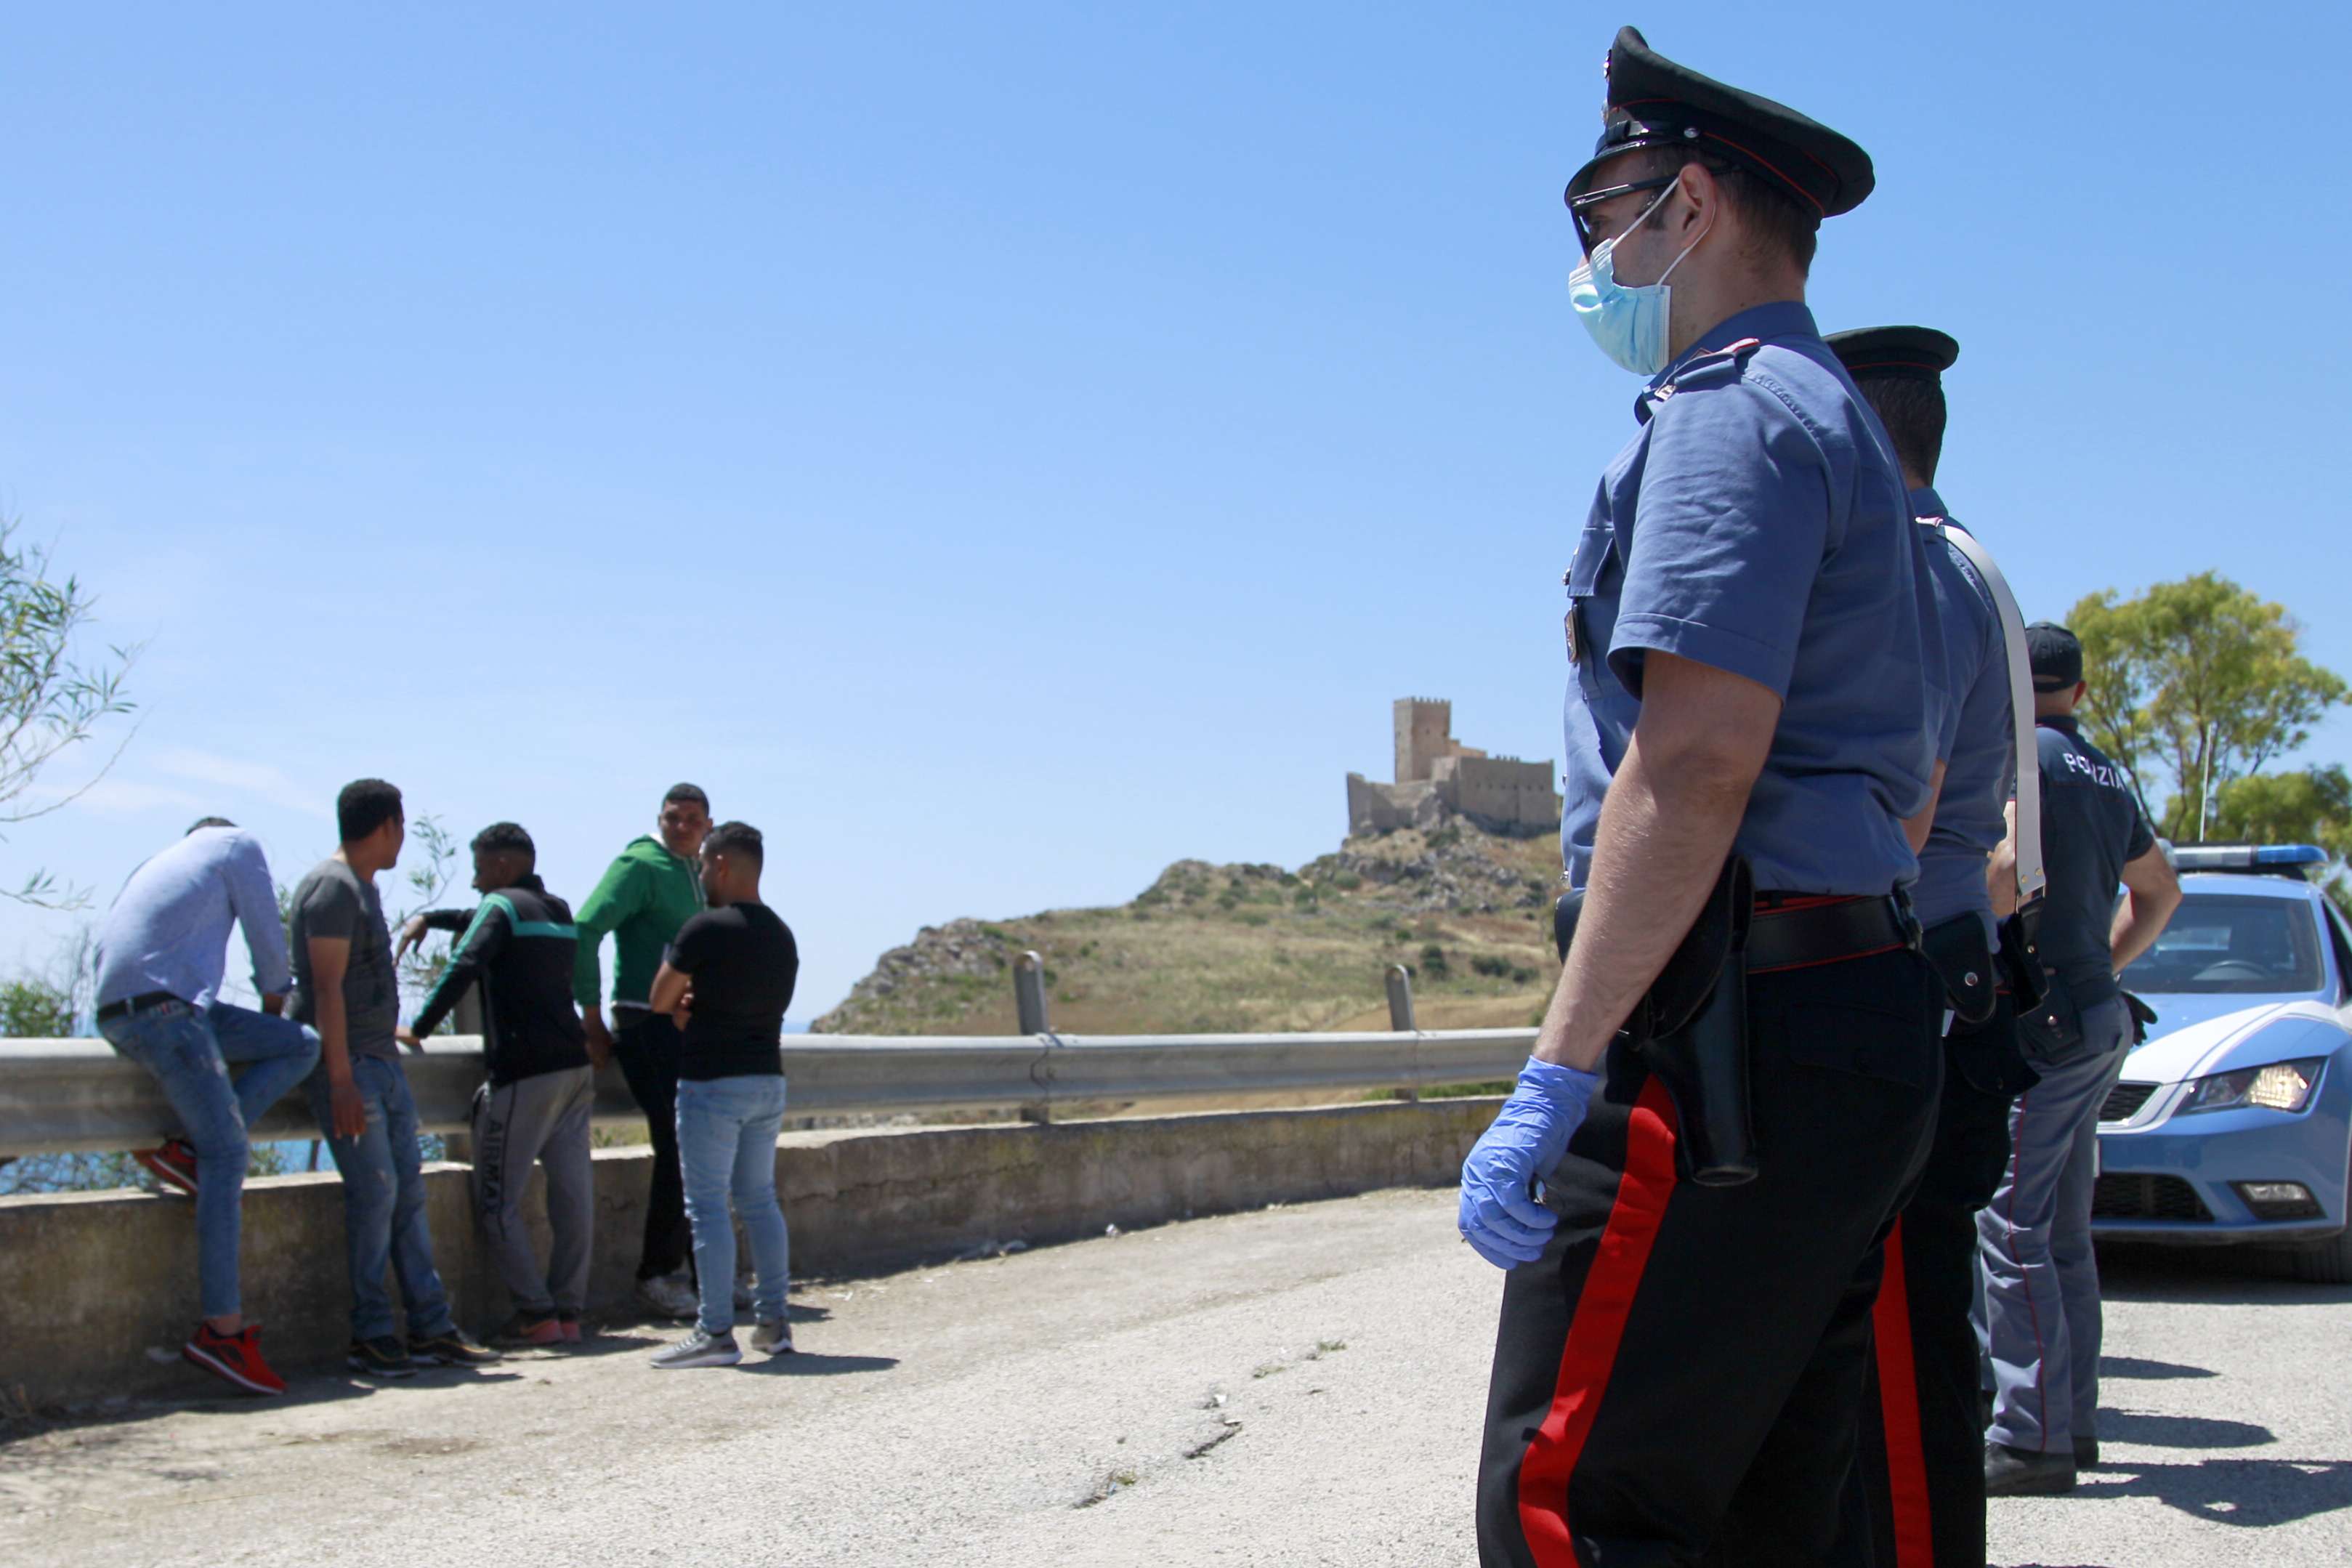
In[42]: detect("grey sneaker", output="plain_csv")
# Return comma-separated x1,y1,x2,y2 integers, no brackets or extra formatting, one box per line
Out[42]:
650,1329,742,1370
635,1270,700,1322
750,1319,794,1356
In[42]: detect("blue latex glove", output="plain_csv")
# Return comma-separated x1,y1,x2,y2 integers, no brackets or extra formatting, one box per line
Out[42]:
1458,1056,1602,1269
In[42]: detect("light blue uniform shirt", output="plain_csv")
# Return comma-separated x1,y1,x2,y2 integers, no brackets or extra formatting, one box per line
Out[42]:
94,827,292,1009
1910,488,2012,939
1561,301,1937,896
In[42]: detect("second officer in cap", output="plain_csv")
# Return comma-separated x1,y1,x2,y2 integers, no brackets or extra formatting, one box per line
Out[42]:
1830,325,2038,1566
1461,27,1944,1565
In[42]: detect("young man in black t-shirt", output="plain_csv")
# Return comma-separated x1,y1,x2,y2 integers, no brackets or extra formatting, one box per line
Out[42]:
644,820,800,1367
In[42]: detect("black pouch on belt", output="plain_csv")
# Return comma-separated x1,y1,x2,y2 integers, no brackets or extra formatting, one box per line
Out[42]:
1622,856,1758,1188
1920,913,1999,1027
1997,899,2050,1013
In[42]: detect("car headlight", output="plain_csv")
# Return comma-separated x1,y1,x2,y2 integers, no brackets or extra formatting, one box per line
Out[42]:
2180,1057,2326,1115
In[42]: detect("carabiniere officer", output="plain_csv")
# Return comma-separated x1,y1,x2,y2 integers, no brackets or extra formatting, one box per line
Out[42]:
1459,28,1947,1564
1829,325,2040,1567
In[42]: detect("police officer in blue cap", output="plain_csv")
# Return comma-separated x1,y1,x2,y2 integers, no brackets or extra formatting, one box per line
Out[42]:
1976,623,2180,1495
1830,326,2040,1566
1461,28,1947,1564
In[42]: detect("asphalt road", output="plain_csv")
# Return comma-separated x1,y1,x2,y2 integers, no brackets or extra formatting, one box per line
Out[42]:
4,1187,2348,1567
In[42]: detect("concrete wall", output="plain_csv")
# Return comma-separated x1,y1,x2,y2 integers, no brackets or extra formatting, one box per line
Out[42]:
0,1098,1500,1409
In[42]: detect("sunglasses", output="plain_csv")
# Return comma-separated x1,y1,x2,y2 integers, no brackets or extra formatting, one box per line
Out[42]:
1564,173,1681,256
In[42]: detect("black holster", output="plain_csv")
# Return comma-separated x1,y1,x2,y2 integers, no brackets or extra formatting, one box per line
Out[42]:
1997,899,2050,1013
1920,913,1999,1027
1560,859,1759,1188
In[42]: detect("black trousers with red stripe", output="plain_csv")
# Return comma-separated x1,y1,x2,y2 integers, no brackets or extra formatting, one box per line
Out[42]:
1854,998,2022,1568
1478,946,1942,1568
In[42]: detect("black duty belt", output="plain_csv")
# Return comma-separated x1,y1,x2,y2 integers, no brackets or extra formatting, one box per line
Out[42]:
95,990,186,1023
1745,894,1914,975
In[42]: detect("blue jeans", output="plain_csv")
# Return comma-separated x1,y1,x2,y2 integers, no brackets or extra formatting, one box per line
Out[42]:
1976,994,2134,1452
676,1074,791,1338
304,1054,455,1343
101,998,320,1320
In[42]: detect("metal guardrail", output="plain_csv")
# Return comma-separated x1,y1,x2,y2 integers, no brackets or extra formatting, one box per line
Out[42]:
0,1027,1534,1159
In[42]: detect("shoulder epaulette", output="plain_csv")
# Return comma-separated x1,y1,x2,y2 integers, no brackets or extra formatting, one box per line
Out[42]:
1637,336,1763,420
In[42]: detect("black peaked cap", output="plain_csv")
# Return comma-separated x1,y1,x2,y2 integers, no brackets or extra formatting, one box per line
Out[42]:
1824,326,1960,384
2026,623,2084,691
1569,26,1874,222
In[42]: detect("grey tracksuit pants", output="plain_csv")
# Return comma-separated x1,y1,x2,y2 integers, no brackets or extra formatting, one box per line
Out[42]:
472,1065,596,1317
1974,995,2133,1453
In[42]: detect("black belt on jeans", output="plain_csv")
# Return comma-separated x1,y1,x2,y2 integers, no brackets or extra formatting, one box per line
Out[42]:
1745,894,1916,975
96,990,185,1023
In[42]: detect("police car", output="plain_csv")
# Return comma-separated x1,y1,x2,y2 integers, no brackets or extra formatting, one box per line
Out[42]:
2093,844,2352,1280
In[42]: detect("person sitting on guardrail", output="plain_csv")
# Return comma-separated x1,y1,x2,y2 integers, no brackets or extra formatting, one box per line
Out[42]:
395,823,596,1349
290,779,500,1381
644,820,800,1369
93,817,322,1397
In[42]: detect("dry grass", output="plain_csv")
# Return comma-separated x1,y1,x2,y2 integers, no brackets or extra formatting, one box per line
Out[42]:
818,823,1564,1037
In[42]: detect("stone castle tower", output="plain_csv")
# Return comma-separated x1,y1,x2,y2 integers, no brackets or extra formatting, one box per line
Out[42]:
1349,698,1560,836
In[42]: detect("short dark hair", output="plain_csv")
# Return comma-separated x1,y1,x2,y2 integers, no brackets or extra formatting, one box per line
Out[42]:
1620,134,1819,278
1854,373,1947,485
336,779,404,844
703,820,763,870
471,822,536,862
186,817,237,834
663,783,710,812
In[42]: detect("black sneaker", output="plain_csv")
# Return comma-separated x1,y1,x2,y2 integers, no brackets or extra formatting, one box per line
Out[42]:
408,1328,502,1367
347,1335,416,1379
2074,1436,2100,1469
1984,1441,2077,1496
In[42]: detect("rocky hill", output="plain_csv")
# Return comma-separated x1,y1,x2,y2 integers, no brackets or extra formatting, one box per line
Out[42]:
814,811,1564,1036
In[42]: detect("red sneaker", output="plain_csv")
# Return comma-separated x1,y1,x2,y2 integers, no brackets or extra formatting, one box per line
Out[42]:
134,1139,200,1197
183,1322,286,1396
557,1313,583,1344
497,1315,566,1347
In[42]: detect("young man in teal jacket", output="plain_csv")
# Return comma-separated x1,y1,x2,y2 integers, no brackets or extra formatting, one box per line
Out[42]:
574,783,709,1320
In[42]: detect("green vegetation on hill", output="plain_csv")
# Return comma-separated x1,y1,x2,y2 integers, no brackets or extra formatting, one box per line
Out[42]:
815,816,1564,1036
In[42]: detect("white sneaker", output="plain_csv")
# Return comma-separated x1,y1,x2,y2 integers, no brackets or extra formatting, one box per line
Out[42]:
635,1272,700,1322
750,1320,794,1356
650,1330,742,1370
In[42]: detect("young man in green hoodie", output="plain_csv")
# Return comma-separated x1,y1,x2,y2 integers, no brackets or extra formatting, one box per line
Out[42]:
575,783,710,1320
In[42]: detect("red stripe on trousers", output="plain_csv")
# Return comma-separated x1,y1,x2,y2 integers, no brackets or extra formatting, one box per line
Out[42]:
1871,1216,1933,1568
1516,1078,1680,1564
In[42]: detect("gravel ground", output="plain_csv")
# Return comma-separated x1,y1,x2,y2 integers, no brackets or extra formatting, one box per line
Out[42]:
4,1187,2348,1567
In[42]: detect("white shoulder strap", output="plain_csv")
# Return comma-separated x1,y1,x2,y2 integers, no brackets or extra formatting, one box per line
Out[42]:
1927,520,2046,904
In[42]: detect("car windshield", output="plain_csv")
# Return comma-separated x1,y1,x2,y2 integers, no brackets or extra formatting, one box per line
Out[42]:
2117,892,2326,995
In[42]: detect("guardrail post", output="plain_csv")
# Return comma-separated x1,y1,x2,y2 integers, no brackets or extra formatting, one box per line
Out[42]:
1014,951,1051,1036
1385,963,1419,1102
1014,952,1053,1123
1384,963,1416,1032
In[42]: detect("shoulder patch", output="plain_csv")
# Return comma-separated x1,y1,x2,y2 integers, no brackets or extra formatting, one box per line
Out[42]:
1638,337,1764,421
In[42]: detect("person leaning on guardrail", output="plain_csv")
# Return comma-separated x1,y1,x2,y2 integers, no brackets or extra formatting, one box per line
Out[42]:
573,783,711,1323
92,817,322,1397
643,820,799,1370
288,778,501,1381
395,822,596,1349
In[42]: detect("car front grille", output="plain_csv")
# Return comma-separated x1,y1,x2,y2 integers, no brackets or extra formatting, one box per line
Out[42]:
2101,1081,2160,1123
2093,1173,2215,1223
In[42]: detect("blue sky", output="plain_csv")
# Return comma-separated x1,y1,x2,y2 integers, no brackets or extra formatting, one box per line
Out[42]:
3,2,2346,1020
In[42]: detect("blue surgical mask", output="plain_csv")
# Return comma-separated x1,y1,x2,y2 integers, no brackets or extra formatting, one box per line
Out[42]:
1568,182,1710,376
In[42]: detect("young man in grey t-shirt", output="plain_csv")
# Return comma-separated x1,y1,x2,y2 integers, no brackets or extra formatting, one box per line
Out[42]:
293,779,496,1379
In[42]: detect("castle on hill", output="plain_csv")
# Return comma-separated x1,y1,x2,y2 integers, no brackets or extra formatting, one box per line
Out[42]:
1346,698,1561,836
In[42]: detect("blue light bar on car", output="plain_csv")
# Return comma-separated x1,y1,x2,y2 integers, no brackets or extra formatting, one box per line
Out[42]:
2172,843,2328,873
